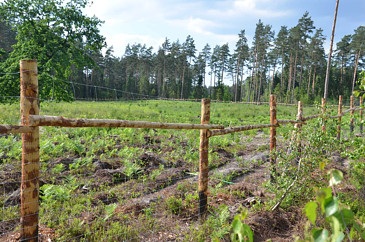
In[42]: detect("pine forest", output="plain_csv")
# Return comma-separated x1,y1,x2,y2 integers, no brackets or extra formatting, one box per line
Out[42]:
0,1,364,104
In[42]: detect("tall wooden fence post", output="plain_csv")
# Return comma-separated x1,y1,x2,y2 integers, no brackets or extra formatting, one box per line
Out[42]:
350,95,354,133
199,98,210,218
337,95,343,140
360,96,363,134
20,60,40,242
322,98,326,132
269,95,277,181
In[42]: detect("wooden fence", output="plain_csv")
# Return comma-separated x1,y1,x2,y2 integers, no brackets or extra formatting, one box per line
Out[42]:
1,60,364,241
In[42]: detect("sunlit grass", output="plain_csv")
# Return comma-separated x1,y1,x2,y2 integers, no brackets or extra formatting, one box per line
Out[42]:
0,99,360,241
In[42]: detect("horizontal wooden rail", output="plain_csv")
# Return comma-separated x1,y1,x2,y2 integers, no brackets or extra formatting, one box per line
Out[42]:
277,119,298,125
29,115,225,130
302,114,322,121
329,114,342,119
209,123,275,137
343,107,364,114
0,125,33,134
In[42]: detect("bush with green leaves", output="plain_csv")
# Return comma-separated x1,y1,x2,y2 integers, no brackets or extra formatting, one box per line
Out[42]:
230,209,254,242
266,116,342,209
301,169,365,241
353,71,365,98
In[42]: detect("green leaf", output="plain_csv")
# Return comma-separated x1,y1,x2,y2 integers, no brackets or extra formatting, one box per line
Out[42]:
239,209,249,220
104,203,117,221
231,211,253,242
305,201,318,224
324,197,339,217
312,228,329,242
241,224,254,242
317,188,332,213
319,161,326,170
333,208,354,227
332,232,345,242
231,219,243,242
330,216,345,242
329,170,343,187
354,90,361,97
352,222,365,239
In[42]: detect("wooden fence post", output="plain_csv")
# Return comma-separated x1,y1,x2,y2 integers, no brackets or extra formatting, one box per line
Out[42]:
199,98,210,218
360,96,363,134
350,95,354,133
20,60,40,241
321,98,326,132
269,95,277,181
337,95,343,140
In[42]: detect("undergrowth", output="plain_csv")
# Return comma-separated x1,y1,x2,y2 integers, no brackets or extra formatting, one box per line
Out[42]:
0,100,364,241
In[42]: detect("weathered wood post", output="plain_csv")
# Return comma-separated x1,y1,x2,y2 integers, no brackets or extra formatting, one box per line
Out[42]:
350,95,355,133
199,98,210,218
321,98,326,132
337,95,343,140
20,60,40,241
269,95,277,181
360,96,363,134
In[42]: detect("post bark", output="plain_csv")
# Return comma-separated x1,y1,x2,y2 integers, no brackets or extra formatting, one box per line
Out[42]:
198,98,210,218
20,60,40,241
321,98,326,132
350,95,354,133
337,95,343,140
269,95,277,181
360,96,363,134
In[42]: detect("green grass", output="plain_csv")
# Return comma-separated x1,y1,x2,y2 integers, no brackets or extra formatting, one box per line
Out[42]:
0,99,363,241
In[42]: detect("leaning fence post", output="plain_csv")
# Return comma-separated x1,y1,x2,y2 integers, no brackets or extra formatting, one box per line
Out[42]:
360,96,363,134
337,95,343,140
269,95,277,181
321,98,326,132
199,98,210,219
20,59,40,241
350,95,354,133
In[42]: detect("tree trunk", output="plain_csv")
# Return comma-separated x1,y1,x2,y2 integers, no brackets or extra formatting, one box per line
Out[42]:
287,54,293,103
352,51,360,94
324,0,340,99
181,63,186,99
307,65,312,96
271,60,277,95
235,59,240,102
299,56,304,90
312,67,317,95
291,51,298,103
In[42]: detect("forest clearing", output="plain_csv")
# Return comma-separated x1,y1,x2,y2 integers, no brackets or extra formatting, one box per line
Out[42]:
1,96,365,241
1,0,365,241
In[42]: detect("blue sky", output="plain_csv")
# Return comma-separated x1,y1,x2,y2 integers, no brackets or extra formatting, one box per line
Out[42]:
84,0,365,56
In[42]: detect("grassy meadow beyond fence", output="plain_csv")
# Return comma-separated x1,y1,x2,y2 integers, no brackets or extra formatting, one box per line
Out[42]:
1,99,358,241
1,100,321,125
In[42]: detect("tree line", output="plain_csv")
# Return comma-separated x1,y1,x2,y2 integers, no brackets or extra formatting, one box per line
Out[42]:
0,0,364,103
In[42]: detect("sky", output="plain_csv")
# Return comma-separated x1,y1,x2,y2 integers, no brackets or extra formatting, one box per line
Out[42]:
84,0,365,57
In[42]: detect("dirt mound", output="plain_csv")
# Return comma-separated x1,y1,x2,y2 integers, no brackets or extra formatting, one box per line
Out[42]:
248,208,304,241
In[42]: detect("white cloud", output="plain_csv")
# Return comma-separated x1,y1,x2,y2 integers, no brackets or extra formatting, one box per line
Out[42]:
233,0,291,17
85,0,169,29
168,17,219,36
206,0,291,19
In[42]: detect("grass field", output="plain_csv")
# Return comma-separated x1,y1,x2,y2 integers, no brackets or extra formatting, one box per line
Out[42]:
1,100,364,241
